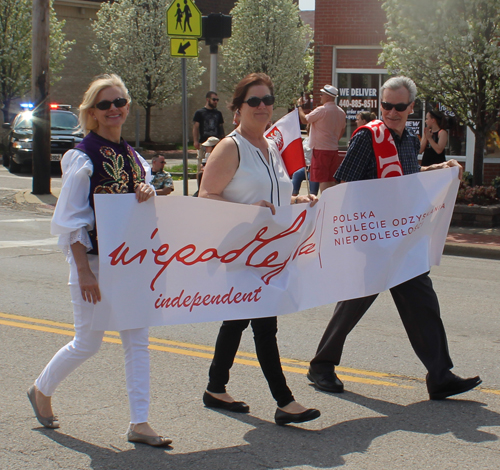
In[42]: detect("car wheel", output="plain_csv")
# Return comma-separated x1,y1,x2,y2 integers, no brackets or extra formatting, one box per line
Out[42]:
9,158,22,173
2,153,9,167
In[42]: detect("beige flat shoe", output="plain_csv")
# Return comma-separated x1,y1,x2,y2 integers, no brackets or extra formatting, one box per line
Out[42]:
127,429,172,447
27,385,60,429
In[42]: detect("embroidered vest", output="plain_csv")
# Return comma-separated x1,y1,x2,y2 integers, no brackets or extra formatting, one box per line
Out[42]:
351,120,403,179
75,131,145,255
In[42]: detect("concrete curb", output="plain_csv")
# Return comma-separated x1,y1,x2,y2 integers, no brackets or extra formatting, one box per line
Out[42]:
443,243,500,260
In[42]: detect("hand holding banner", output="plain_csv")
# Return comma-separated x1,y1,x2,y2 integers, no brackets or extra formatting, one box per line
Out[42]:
93,168,459,331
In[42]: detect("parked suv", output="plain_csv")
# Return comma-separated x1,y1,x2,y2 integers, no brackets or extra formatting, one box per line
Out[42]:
2,104,83,173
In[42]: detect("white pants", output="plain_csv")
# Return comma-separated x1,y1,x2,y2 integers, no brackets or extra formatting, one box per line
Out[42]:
36,255,150,424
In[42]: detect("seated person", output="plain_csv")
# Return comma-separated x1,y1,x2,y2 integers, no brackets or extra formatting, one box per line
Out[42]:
150,154,174,195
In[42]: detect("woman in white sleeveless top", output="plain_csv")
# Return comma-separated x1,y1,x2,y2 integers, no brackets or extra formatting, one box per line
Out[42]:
199,73,320,426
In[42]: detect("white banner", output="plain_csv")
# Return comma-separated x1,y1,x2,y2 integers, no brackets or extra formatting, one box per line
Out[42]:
93,168,459,331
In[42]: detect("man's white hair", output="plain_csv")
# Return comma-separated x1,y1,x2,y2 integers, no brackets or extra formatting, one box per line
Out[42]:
381,76,417,103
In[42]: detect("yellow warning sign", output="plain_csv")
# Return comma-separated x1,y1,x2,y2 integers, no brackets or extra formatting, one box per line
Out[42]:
170,38,198,58
166,0,202,38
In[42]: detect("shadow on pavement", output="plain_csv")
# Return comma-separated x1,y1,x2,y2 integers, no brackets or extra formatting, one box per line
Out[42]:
37,395,500,470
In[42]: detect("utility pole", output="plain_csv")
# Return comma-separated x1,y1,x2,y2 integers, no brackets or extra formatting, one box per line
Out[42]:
32,0,51,195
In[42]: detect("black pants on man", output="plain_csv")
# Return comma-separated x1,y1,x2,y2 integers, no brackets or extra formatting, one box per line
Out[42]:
310,272,455,387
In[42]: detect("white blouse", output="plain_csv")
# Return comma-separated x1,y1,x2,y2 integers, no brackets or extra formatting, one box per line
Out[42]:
221,131,292,207
51,148,152,261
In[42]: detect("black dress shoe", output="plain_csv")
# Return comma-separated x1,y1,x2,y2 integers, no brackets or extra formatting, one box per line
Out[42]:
307,368,344,393
203,391,250,413
427,374,482,400
274,407,321,426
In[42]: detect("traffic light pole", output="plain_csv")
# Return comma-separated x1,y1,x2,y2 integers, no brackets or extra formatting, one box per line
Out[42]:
210,44,218,92
32,0,51,195
181,58,189,196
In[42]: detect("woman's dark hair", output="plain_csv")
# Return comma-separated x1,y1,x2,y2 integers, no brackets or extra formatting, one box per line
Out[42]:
229,73,274,112
357,111,376,123
427,109,446,129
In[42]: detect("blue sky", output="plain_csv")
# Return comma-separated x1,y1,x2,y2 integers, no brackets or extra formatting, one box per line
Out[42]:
299,0,315,10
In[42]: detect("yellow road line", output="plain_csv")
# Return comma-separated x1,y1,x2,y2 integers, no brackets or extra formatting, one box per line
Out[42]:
1,312,495,395
0,312,402,380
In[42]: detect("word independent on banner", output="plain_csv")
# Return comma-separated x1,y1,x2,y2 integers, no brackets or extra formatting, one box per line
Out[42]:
93,168,459,331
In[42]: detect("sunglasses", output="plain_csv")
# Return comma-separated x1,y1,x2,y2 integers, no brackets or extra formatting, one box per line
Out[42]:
95,97,128,111
243,95,275,107
211,98,219,101
381,101,412,112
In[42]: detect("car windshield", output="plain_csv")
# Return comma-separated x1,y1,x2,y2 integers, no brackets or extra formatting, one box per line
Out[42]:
51,111,78,130
13,110,79,131
14,112,33,129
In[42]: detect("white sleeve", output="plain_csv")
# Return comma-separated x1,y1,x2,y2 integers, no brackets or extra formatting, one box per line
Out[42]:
137,152,156,191
51,149,94,259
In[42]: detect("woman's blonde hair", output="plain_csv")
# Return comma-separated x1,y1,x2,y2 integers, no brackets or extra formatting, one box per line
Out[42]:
79,74,131,135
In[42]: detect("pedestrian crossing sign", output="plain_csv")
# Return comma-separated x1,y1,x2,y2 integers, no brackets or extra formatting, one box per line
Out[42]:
167,0,202,38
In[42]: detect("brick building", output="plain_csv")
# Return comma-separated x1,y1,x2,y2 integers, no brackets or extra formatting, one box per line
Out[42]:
50,0,237,145
312,0,499,178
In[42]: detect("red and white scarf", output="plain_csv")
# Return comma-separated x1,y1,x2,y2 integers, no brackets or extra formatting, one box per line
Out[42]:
351,120,403,178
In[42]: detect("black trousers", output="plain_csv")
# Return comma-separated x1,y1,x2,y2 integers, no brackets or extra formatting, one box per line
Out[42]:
310,273,454,386
207,316,295,408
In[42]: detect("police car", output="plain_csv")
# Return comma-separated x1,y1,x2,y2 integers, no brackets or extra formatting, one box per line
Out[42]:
2,103,83,173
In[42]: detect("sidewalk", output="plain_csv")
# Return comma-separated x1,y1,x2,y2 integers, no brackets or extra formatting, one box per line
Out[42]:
14,184,500,261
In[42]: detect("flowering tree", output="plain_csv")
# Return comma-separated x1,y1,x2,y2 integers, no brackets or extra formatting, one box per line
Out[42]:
0,0,73,123
380,0,500,186
92,0,204,142
221,0,313,108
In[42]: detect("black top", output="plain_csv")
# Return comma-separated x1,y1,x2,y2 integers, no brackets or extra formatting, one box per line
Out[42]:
193,107,224,143
421,130,446,166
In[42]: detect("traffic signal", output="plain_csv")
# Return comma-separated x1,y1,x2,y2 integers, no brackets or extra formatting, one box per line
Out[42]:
201,13,232,45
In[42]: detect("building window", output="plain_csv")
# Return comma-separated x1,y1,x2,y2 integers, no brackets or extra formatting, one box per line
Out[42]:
337,73,386,149
337,72,468,156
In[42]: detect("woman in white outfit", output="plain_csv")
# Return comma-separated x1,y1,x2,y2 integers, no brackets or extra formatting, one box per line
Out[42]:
199,73,320,426
27,74,171,447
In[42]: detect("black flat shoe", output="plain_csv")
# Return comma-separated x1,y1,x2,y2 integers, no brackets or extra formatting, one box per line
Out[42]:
274,407,321,426
307,368,344,393
427,374,482,400
203,391,250,413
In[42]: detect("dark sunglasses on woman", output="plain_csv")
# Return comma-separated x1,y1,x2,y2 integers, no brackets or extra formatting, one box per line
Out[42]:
243,95,275,107
95,97,128,110
381,101,411,112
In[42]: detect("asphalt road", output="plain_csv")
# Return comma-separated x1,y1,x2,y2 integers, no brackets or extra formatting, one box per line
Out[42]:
1,169,500,469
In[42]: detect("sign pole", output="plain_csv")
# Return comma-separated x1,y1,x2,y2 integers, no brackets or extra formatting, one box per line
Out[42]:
167,0,203,195
181,57,188,196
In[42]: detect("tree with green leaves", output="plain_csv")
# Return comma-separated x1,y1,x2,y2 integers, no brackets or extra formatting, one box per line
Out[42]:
91,0,204,143
380,0,500,186
0,0,73,123
221,0,313,108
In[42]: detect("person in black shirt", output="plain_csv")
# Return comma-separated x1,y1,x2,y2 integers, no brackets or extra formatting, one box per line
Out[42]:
193,91,225,171
192,91,225,149
420,109,448,166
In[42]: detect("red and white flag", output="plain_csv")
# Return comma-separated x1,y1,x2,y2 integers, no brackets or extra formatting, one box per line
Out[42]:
265,108,305,176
